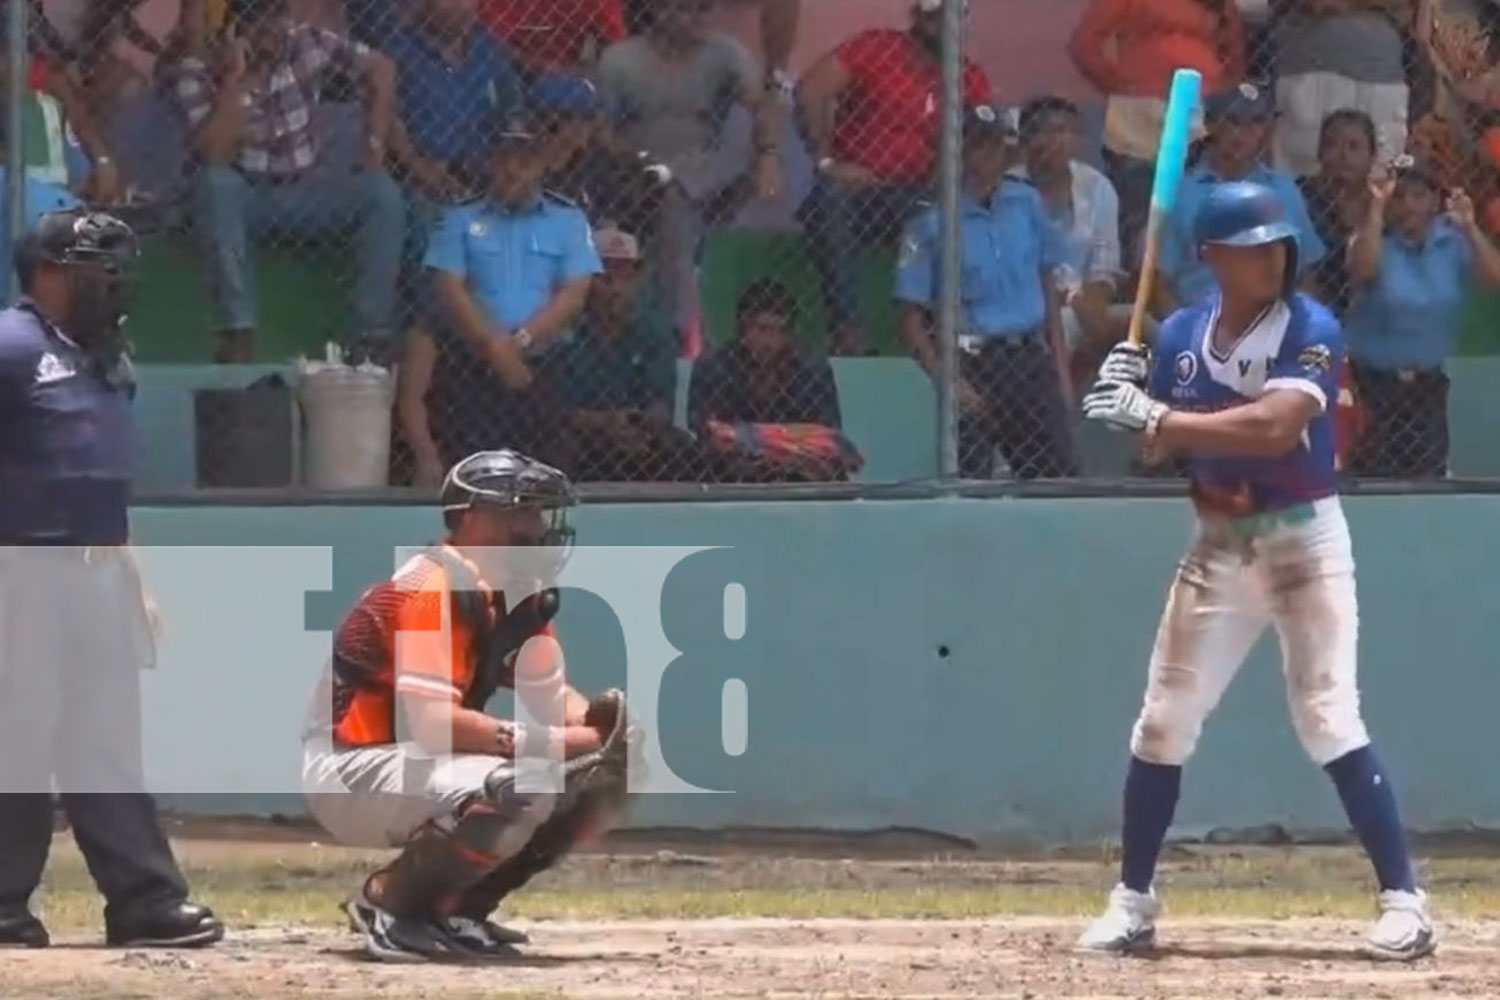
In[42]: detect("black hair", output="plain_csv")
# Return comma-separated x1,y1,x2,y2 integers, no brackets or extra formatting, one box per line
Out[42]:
1018,96,1081,139
735,278,796,324
1318,108,1377,155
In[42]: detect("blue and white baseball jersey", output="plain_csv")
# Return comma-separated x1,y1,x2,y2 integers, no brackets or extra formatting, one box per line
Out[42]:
1149,291,1341,514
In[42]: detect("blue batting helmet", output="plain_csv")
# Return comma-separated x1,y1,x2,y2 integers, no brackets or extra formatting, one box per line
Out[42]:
1192,181,1299,292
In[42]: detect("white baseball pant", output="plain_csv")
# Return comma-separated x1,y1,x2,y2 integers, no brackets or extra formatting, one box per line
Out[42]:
1130,496,1371,767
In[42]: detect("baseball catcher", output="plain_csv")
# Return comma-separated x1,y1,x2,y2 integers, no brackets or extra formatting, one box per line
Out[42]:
301,449,638,962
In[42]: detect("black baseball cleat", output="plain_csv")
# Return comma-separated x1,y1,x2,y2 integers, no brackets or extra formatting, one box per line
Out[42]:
0,908,49,948
439,914,528,957
106,901,225,948
344,892,458,964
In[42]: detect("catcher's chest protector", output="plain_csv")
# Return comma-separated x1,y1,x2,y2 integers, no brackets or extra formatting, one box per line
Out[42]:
422,546,560,712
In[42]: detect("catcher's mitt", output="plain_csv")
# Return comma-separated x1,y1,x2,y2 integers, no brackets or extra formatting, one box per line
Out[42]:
460,689,639,912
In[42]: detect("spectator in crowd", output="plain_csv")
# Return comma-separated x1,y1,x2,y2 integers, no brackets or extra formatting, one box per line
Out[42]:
597,0,782,350
629,0,801,96
1270,0,1412,177
896,104,1078,481
796,0,993,356
532,72,672,236
385,0,525,202
480,0,627,75
1155,82,1326,315
1068,0,1246,265
1007,95,1125,391
0,24,125,204
0,116,82,302
420,114,602,467
171,0,404,363
554,227,699,480
1344,156,1500,478
688,279,858,482
1412,0,1500,240
1299,108,1380,314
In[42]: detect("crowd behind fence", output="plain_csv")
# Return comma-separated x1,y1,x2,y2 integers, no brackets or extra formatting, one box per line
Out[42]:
5,0,1500,492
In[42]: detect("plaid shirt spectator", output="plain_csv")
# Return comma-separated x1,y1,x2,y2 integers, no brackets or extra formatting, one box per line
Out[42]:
172,24,370,178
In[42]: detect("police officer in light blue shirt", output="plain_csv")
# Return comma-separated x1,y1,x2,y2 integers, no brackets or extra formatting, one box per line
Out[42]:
1344,156,1500,478
1158,83,1326,314
895,103,1078,479
423,112,603,463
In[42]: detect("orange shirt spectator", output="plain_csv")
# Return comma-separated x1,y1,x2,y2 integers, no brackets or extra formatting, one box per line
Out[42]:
1068,0,1246,101
480,0,627,72
1068,0,1245,265
826,27,991,187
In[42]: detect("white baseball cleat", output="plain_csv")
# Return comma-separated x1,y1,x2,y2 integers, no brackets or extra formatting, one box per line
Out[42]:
1076,883,1160,954
1365,889,1436,961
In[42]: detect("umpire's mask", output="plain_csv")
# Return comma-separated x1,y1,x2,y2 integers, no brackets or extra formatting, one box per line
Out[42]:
23,210,140,346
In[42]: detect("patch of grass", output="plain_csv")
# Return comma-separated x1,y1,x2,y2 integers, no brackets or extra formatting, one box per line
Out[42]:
30,836,1500,933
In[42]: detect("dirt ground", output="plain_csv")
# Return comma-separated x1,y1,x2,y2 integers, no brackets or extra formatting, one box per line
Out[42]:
4,916,1495,1000
3,823,1497,1000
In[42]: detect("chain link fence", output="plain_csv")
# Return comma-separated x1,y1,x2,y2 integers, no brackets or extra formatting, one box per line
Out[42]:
6,0,1500,492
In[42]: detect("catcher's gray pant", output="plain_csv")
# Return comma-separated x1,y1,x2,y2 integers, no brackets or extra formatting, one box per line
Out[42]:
301,742,555,849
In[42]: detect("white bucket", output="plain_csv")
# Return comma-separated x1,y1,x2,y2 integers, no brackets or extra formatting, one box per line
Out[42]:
296,365,396,490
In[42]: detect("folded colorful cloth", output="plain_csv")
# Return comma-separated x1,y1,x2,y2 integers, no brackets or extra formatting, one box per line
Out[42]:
705,420,864,473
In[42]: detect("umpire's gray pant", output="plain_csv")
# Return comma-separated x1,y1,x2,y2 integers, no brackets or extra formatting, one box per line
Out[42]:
0,546,187,919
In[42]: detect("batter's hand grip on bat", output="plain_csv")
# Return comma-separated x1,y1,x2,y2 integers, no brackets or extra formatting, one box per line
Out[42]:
1126,68,1202,349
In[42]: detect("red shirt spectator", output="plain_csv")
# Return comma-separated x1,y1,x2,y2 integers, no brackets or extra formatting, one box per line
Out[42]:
828,28,990,186
480,0,626,72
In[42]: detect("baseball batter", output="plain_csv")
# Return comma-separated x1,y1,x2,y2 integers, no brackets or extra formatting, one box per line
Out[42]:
301,450,635,963
1076,181,1434,960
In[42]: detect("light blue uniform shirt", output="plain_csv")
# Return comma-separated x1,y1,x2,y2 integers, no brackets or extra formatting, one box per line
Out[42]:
424,192,602,332
1162,163,1327,307
0,168,82,302
1343,218,1474,371
894,179,1067,340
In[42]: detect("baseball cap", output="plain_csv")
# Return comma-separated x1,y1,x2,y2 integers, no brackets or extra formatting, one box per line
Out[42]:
963,103,1017,146
594,227,640,262
1205,81,1276,123
530,73,606,117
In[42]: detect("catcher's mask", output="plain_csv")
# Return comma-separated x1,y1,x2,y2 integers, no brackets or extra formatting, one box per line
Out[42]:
441,450,578,579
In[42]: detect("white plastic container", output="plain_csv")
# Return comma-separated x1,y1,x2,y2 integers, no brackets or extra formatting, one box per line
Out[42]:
296,347,396,490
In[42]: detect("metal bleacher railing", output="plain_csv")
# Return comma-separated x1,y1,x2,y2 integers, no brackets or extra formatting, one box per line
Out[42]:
5,0,1500,499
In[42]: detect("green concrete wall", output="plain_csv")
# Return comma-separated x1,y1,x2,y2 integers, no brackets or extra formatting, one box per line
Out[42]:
136,495,1500,845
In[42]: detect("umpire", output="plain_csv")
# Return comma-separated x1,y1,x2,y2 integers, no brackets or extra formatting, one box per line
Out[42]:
895,104,1080,479
0,209,223,949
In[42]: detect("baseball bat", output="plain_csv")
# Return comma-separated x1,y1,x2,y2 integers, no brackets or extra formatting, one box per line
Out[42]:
1126,68,1202,348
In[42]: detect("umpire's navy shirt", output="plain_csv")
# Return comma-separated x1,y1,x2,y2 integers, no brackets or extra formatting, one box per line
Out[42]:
0,301,134,544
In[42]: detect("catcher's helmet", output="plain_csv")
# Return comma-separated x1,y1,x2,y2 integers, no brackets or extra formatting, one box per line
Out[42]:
442,449,576,512
441,449,577,549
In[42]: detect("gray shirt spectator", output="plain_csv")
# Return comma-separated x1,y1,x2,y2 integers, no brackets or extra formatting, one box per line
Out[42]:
1272,0,1412,176
596,0,780,342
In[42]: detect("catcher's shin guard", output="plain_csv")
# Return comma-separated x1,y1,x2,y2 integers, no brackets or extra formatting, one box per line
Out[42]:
457,690,637,919
370,791,555,917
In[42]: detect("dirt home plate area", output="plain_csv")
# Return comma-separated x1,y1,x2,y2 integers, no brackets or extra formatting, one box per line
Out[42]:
5,823,1500,1000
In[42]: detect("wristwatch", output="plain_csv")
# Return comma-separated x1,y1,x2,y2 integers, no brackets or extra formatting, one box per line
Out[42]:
513,326,535,352
817,156,836,174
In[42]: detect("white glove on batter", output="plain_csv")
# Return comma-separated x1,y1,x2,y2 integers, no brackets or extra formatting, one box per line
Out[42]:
1082,380,1169,434
1097,341,1150,387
